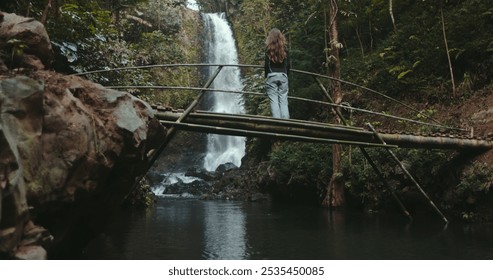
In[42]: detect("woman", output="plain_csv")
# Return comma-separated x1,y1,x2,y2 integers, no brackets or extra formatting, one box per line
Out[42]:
265,28,290,119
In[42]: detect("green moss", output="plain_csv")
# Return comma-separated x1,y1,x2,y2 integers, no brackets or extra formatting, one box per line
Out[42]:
123,177,156,209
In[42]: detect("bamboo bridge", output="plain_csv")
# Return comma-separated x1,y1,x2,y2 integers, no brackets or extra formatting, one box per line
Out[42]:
88,63,493,151
79,64,493,223
153,108,492,150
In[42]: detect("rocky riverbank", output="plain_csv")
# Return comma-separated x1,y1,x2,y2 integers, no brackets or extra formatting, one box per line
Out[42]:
0,12,166,259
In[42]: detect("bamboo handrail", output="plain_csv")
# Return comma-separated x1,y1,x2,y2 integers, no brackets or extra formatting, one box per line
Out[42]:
76,63,464,131
109,85,462,131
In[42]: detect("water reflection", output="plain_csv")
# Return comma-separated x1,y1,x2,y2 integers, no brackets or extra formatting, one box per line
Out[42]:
202,202,247,259
82,199,493,260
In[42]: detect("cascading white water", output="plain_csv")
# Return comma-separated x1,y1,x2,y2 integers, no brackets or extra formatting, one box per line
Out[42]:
202,13,246,171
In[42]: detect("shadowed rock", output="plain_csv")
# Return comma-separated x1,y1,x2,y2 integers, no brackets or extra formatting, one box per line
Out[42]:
0,12,53,68
0,71,165,259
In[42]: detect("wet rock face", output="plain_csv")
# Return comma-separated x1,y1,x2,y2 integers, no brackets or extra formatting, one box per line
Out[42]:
0,72,166,258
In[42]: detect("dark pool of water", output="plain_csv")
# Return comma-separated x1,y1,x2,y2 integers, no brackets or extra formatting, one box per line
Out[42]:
82,198,493,260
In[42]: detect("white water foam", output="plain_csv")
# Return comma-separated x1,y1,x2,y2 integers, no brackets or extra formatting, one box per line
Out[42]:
151,172,201,197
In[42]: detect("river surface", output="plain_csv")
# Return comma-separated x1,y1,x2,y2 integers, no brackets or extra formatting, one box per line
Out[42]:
82,198,493,260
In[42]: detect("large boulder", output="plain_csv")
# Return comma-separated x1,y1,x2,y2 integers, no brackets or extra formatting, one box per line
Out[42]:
0,72,166,258
0,13,168,259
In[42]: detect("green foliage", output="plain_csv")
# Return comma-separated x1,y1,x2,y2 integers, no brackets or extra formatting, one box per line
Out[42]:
118,0,200,107
134,0,186,35
48,2,116,44
242,71,270,116
46,2,121,74
123,177,156,209
30,0,201,108
343,0,493,95
458,162,493,195
1,0,120,75
400,149,451,186
6,39,27,66
127,27,200,107
85,39,151,86
131,31,184,65
447,161,493,221
270,142,332,181
444,1,493,90
342,148,391,207
289,83,328,121
342,147,451,209
233,0,274,65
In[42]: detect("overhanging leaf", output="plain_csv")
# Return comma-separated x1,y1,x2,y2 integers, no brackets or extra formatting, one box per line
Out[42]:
397,70,412,80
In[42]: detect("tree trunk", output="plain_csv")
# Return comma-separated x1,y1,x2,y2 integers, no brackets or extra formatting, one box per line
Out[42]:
322,0,345,208
40,0,52,25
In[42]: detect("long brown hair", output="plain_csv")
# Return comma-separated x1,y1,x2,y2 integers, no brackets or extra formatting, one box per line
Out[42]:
265,28,287,63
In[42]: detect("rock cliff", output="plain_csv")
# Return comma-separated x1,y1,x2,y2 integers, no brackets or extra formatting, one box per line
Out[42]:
0,12,166,259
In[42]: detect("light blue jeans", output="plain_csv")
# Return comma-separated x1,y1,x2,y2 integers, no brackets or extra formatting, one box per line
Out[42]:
266,72,290,119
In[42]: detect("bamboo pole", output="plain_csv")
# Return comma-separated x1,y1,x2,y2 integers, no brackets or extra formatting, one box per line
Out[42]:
159,120,398,148
156,111,384,144
164,109,492,149
157,110,492,150
368,123,448,224
192,110,362,129
154,108,493,150
359,146,413,221
155,110,368,134
375,133,493,150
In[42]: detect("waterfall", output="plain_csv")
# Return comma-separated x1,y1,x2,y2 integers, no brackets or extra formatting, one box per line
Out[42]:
202,13,246,171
